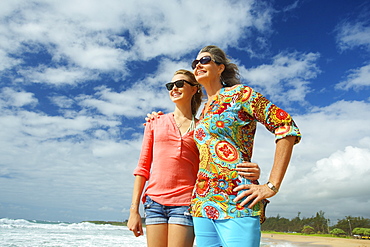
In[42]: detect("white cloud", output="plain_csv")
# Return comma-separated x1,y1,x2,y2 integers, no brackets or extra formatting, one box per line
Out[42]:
312,146,370,185
20,66,99,85
290,145,370,220
336,20,370,51
240,52,320,105
78,85,172,118
76,58,198,118
282,0,300,12
0,93,142,221
0,87,38,107
0,50,22,71
253,100,370,221
336,63,370,90
49,95,75,109
0,137,142,219
0,0,273,86
335,18,370,91
0,93,120,143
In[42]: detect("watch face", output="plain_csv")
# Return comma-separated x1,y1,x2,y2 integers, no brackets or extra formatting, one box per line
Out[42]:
267,182,278,192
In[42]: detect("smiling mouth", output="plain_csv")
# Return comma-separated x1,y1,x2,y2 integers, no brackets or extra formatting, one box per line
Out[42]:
171,92,182,97
196,70,206,76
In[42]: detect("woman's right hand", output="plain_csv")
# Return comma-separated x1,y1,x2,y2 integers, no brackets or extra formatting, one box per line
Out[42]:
144,111,164,125
234,162,260,180
127,212,144,237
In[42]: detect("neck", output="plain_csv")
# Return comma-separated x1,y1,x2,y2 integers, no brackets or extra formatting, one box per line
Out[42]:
203,81,223,101
173,103,193,119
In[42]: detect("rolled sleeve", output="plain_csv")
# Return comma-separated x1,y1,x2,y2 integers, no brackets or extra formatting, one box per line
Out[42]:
133,123,153,180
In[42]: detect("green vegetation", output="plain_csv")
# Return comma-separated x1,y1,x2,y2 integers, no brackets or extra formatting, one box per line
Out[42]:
301,225,315,234
352,227,370,239
261,211,370,238
330,228,346,236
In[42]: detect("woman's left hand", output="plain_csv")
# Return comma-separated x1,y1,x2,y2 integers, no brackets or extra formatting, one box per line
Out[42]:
232,183,276,208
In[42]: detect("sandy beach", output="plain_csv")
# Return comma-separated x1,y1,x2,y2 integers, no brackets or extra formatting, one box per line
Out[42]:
262,233,370,247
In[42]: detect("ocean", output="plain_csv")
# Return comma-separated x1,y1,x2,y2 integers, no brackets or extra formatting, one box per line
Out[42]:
0,218,297,246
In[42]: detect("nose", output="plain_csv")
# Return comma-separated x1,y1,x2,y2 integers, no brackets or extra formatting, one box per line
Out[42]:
193,61,202,70
194,61,202,69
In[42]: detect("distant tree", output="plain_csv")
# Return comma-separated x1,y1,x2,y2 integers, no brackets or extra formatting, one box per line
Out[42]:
364,228,370,237
353,227,370,237
261,214,290,232
334,216,370,235
312,210,327,233
353,227,365,236
261,213,370,235
302,225,315,234
330,228,346,236
290,212,304,233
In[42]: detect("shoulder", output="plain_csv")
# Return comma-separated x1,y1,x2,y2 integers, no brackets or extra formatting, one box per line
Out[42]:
221,84,258,100
145,113,172,128
153,113,171,121
222,84,254,94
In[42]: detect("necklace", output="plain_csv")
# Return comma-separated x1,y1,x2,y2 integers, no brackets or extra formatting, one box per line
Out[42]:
174,115,196,135
174,116,190,128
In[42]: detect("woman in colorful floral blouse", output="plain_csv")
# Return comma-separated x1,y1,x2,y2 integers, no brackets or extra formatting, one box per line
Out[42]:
190,45,301,247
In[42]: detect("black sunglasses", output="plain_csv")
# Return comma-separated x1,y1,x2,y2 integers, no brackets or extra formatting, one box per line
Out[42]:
191,56,221,70
165,80,196,91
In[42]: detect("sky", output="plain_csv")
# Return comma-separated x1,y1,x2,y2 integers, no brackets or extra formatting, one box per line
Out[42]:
0,0,370,225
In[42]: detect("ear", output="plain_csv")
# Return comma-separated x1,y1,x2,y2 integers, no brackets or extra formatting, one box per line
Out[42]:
191,86,198,96
218,63,225,75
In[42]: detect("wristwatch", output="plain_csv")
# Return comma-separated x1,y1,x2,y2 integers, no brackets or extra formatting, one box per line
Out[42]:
266,181,279,193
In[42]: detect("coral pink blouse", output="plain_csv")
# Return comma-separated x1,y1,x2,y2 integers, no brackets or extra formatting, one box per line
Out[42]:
133,113,199,206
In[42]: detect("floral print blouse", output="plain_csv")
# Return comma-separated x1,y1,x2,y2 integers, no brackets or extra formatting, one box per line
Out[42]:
190,84,301,220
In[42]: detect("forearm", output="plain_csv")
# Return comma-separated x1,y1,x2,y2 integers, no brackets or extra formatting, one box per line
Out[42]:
130,175,147,212
267,136,296,190
128,175,146,237
233,136,297,207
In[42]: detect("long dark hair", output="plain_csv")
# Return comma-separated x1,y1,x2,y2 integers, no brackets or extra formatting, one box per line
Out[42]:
198,45,241,87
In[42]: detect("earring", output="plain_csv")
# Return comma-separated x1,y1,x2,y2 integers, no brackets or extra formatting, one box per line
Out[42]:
220,76,227,87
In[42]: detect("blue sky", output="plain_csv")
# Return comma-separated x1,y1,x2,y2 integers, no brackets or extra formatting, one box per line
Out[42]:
1,0,370,224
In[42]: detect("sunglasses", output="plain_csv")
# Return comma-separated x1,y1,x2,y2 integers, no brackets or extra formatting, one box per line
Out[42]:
191,56,221,70
165,80,196,91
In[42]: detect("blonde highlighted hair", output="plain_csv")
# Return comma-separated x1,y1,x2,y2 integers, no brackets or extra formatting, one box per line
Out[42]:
173,69,203,116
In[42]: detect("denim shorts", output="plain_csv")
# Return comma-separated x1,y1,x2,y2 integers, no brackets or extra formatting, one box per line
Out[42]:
143,196,193,226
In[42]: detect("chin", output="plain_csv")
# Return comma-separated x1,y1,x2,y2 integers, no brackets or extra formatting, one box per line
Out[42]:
171,97,181,103
195,75,207,83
